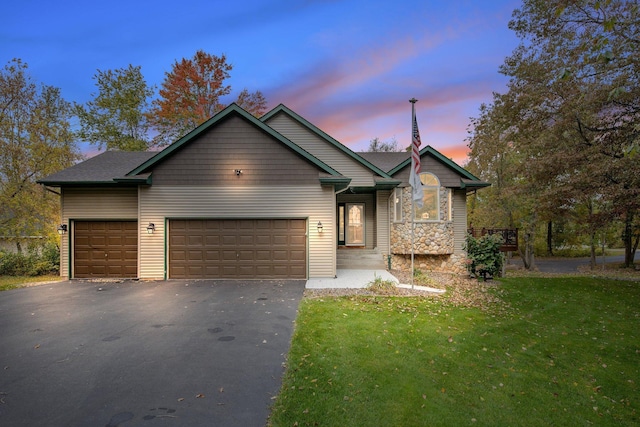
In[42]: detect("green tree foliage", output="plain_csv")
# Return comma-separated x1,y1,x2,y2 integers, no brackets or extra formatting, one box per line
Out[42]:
464,233,504,280
0,59,79,245
367,137,400,152
467,0,640,268
75,65,154,151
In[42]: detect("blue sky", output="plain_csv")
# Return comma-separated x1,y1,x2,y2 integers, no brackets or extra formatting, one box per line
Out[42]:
3,0,521,164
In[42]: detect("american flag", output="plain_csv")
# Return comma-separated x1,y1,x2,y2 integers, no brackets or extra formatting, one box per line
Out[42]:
409,113,423,208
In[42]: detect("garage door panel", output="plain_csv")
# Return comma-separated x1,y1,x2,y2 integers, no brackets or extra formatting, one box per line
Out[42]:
169,219,306,279
74,221,137,278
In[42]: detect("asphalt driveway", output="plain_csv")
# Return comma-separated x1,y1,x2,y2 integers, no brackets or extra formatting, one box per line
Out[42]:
0,279,305,427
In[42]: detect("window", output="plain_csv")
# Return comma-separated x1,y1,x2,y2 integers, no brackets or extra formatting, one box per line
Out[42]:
394,188,403,221
414,172,440,221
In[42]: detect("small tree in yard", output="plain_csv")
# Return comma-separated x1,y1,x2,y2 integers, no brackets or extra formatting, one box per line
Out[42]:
464,233,504,280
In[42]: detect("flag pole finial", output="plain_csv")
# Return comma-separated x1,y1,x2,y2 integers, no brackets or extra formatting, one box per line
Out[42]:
409,97,418,104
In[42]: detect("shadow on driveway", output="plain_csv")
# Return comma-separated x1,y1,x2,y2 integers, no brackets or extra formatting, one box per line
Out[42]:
0,279,305,427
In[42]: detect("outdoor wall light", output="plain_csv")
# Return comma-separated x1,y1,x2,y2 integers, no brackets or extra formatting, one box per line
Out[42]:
146,223,155,234
57,224,67,235
234,169,243,176
317,221,323,233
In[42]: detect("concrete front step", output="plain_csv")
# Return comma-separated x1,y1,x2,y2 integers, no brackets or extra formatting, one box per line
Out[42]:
337,249,387,269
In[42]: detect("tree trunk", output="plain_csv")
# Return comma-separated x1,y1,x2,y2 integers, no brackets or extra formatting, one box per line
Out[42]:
589,230,597,270
518,230,536,270
547,221,553,256
623,210,634,268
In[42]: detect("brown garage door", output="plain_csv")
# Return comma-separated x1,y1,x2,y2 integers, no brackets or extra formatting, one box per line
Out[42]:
169,219,306,279
74,221,138,278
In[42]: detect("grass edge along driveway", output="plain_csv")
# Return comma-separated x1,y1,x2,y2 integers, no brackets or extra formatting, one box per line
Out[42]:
268,276,639,426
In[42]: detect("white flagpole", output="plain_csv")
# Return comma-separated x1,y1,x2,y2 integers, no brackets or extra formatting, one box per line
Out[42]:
410,98,417,289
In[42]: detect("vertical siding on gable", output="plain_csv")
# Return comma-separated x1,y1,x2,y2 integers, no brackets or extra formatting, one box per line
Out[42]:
453,189,467,254
138,185,335,279
266,113,377,187
60,187,138,278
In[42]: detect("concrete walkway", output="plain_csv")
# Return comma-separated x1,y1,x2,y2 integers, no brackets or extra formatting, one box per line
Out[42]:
306,269,445,293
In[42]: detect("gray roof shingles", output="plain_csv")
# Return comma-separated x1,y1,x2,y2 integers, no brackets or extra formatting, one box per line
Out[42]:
357,152,409,173
38,151,157,185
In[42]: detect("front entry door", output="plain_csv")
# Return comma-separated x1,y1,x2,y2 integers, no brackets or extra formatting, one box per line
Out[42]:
345,203,365,246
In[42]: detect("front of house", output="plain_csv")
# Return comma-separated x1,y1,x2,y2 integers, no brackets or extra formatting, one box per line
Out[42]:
39,103,488,280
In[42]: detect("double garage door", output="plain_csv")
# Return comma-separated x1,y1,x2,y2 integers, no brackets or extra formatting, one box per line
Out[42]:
73,219,306,279
169,219,307,279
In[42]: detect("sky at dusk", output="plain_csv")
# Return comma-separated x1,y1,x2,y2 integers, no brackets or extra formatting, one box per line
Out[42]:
3,0,522,165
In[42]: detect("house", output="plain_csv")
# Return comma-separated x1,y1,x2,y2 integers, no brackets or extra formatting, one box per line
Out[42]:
38,103,488,280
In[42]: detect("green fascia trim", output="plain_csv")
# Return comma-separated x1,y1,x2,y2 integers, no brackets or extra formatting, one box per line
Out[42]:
261,104,394,179
128,103,341,177
113,175,152,185
374,180,402,190
319,177,352,192
460,179,491,189
387,145,482,182
37,181,140,187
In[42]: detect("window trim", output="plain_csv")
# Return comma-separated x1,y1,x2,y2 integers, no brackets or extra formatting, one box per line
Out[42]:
414,172,440,222
393,188,403,222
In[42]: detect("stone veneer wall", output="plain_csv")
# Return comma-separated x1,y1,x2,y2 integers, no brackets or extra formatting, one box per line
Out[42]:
389,187,467,275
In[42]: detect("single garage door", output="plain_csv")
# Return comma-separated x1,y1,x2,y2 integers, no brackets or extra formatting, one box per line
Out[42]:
169,219,306,279
74,221,138,278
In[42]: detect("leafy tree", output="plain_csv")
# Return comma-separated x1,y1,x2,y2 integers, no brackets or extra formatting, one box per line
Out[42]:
467,0,639,268
0,59,79,248
148,50,268,146
75,65,154,151
235,88,267,117
148,50,232,146
367,137,400,152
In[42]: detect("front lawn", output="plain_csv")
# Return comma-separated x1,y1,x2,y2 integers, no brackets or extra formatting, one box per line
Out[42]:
269,277,639,426
0,275,62,292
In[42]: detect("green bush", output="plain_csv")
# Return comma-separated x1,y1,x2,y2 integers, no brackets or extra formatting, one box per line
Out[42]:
0,243,60,276
464,233,504,280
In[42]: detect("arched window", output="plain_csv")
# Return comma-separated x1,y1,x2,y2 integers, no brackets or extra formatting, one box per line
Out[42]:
414,172,440,221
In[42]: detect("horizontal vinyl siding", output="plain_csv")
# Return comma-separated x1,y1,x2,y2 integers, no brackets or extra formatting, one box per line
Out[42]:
151,115,319,186
453,190,467,254
266,113,376,187
139,185,335,279
60,187,138,278
376,190,391,254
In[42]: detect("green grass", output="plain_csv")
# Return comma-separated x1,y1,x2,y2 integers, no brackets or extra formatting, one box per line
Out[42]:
269,277,640,426
0,275,62,292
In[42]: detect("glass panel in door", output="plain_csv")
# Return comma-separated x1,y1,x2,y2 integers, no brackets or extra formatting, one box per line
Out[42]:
346,203,364,245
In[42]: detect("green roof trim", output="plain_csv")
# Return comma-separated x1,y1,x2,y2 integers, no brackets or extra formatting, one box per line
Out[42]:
387,145,483,182
460,178,491,189
374,179,402,190
261,104,393,179
113,173,152,185
319,176,352,192
127,103,342,177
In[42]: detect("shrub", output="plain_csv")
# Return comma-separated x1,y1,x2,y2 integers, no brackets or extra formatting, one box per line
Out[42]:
367,274,397,294
0,243,60,276
464,233,504,280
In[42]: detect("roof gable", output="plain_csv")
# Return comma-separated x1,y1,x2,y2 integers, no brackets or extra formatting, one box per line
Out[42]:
360,146,489,189
128,103,341,177
261,104,393,180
